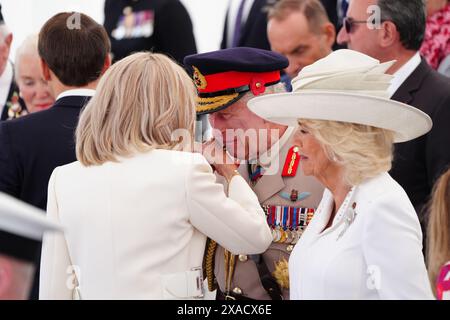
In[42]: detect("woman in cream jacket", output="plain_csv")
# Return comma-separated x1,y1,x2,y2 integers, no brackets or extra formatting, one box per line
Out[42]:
39,52,272,300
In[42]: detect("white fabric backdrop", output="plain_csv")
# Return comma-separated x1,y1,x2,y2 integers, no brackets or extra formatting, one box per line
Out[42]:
1,0,230,61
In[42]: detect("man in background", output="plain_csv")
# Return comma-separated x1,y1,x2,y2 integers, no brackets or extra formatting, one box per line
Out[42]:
267,0,335,86
0,4,27,120
337,0,450,244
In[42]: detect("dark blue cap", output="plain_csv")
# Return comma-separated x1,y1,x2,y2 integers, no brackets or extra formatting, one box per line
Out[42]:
184,47,289,115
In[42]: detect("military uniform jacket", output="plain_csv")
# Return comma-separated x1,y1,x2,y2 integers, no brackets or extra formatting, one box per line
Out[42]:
104,0,197,64
213,127,324,299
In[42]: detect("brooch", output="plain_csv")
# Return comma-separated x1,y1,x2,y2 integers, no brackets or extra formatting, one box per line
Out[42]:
337,202,357,240
7,92,28,120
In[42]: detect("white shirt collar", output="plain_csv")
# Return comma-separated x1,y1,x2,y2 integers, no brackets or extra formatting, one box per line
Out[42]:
258,126,295,168
56,89,95,101
388,52,421,97
0,61,14,116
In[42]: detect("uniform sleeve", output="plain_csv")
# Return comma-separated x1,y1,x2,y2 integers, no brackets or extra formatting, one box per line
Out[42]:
362,192,434,300
0,122,21,197
154,0,197,64
39,168,74,300
185,154,272,255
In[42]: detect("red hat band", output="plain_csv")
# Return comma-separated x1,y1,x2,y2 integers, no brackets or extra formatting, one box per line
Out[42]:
194,69,281,96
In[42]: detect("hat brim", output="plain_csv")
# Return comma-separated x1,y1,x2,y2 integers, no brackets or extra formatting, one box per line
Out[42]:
196,92,246,115
247,91,432,143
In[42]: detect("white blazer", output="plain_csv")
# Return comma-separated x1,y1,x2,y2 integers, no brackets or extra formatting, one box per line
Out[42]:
289,172,434,300
39,150,272,300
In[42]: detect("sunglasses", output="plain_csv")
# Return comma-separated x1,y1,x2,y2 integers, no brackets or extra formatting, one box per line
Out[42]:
343,17,388,34
343,17,368,33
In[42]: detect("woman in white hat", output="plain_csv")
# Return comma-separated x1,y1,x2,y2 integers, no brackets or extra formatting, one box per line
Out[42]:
248,49,435,300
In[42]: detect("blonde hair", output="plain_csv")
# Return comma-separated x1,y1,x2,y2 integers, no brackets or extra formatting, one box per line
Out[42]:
299,120,395,186
76,52,196,166
427,168,450,296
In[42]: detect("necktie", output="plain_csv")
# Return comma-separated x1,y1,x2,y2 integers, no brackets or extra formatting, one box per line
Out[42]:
232,0,247,47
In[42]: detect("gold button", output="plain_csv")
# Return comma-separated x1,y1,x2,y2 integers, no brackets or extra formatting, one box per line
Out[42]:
293,146,299,153
255,82,262,88
238,254,248,262
232,287,243,295
287,245,294,252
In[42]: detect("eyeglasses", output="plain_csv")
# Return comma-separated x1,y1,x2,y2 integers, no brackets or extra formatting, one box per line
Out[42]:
343,17,388,34
343,17,368,34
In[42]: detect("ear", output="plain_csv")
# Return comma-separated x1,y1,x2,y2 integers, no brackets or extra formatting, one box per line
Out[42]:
4,33,13,48
0,259,13,298
322,22,336,49
101,54,112,76
379,21,398,48
40,58,51,82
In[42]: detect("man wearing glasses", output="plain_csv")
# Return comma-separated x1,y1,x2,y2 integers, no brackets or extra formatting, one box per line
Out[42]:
337,0,450,250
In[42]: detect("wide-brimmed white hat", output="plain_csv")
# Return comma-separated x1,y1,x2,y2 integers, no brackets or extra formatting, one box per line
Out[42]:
247,49,432,143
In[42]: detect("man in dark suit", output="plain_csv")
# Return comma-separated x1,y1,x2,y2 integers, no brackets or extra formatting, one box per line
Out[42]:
337,0,450,239
0,5,27,121
0,12,111,299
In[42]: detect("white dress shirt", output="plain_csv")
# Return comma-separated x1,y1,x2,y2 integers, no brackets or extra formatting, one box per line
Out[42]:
289,172,434,300
40,150,272,300
388,52,421,97
56,88,95,100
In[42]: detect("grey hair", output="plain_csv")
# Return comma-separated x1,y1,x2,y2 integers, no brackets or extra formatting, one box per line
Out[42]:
377,0,426,50
14,34,39,82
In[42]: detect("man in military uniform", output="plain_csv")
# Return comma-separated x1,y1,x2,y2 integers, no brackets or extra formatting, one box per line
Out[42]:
184,47,324,300
0,5,27,121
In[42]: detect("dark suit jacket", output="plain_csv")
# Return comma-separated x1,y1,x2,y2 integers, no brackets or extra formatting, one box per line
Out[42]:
0,95,91,299
221,0,272,50
320,0,338,29
390,59,450,225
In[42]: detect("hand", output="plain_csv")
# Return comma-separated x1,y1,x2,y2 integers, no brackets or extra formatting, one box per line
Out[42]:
199,138,240,181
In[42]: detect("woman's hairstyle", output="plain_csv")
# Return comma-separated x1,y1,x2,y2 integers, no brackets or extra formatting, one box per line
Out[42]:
427,168,450,296
14,34,38,81
298,119,395,186
76,52,196,166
